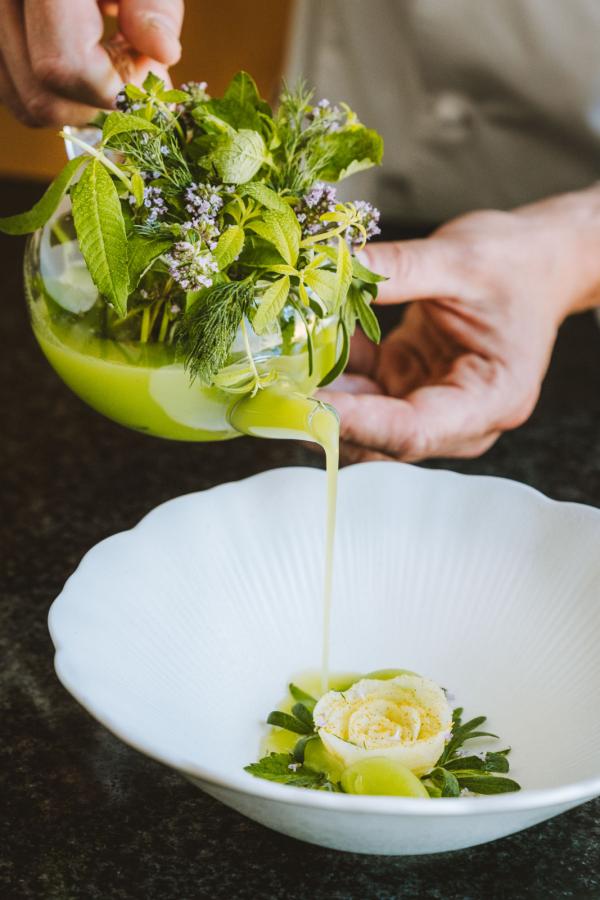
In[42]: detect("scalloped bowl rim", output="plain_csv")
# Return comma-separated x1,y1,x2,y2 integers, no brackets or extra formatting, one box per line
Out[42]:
48,463,600,818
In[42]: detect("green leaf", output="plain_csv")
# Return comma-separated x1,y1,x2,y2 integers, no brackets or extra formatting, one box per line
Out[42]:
351,254,387,284
289,684,317,712
318,320,349,387
291,703,315,730
290,295,314,377
160,88,190,103
334,236,353,310
456,774,521,794
212,129,268,184
127,233,171,291
266,711,313,735
143,71,164,94
198,98,262,131
130,172,145,207
214,225,245,269
427,767,461,797
445,752,510,774
352,285,381,343
178,279,254,384
0,155,86,235
303,268,338,312
292,735,318,763
224,71,271,116
247,209,300,266
244,753,335,789
71,159,129,316
102,110,158,143
252,276,290,334
241,182,289,213
314,126,384,182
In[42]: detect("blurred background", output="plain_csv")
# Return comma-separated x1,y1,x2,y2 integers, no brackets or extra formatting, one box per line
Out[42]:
0,0,294,179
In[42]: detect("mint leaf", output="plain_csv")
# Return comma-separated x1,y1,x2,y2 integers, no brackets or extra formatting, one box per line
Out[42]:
266,710,313,735
244,753,337,789
314,126,383,182
241,182,289,213
252,275,290,334
199,98,262,132
102,110,158,143
212,129,268,184
224,71,271,116
179,279,254,384
0,155,86,235
127,233,171,291
71,159,129,316
247,209,300,266
214,225,245,269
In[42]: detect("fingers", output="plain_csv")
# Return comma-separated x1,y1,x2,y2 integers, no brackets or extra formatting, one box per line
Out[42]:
320,373,383,396
119,0,184,66
359,239,467,305
0,0,100,125
318,353,505,461
347,328,379,376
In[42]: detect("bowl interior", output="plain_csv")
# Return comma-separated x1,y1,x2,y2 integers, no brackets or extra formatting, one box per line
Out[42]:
50,463,600,794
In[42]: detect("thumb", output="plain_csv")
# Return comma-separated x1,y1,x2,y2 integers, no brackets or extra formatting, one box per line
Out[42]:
119,0,184,66
359,238,464,305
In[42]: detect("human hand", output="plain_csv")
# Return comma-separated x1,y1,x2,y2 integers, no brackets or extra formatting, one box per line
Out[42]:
319,189,600,462
0,0,183,126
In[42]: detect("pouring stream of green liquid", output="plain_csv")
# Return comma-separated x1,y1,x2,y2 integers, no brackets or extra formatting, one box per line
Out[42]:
229,391,339,694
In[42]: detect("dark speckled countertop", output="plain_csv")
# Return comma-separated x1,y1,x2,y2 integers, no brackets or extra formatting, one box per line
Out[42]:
2,180,600,899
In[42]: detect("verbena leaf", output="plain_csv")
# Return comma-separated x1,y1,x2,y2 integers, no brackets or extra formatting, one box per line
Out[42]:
0,155,86,235
253,275,290,334
244,753,334,789
102,110,158,143
212,129,268,184
303,269,338,312
456,774,521,794
352,285,381,343
314,126,383,182
247,209,300,265
71,159,129,316
179,279,254,384
289,684,317,712
334,236,353,310
318,320,349,387
214,225,245,269
127,233,171,291
351,254,387,283
266,711,313,735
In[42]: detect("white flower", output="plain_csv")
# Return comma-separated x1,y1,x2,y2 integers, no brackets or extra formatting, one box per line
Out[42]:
312,674,453,776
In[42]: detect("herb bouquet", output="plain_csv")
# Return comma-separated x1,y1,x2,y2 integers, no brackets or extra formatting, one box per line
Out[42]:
1,71,385,398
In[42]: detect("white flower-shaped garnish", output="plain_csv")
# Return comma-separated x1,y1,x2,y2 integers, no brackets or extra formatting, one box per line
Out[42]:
312,674,453,776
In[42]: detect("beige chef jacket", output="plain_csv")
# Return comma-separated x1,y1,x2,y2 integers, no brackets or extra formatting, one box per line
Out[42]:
287,0,600,224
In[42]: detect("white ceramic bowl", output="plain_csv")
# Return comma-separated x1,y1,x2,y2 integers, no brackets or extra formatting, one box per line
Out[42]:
48,463,600,855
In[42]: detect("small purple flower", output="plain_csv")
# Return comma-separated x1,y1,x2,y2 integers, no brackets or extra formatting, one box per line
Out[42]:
310,98,345,133
294,182,338,237
184,182,224,223
164,240,219,291
181,81,209,103
142,186,167,224
345,200,381,245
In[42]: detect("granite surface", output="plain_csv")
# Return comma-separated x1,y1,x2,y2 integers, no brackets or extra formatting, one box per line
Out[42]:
1,181,600,899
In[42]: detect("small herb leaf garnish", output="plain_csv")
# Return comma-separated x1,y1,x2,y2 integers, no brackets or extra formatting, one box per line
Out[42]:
0,155,86,235
266,711,314,735
451,774,521,795
245,753,341,790
291,702,315,730
71,159,129,316
289,684,317,712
